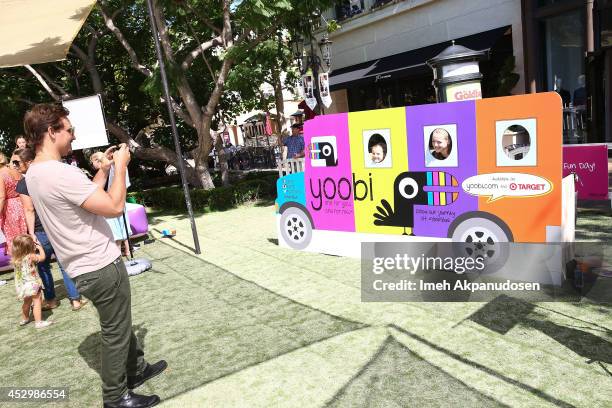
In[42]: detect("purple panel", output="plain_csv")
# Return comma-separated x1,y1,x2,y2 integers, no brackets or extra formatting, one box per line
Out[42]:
0,243,10,268
127,204,149,236
406,101,479,238
304,113,355,232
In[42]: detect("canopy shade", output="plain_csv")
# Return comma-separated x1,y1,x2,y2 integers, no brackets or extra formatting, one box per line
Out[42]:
0,0,96,68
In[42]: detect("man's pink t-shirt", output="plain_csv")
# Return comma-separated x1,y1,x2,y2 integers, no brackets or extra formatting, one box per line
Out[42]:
26,161,121,278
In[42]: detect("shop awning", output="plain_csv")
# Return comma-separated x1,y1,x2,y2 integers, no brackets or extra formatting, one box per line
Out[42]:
0,0,96,68
330,25,510,91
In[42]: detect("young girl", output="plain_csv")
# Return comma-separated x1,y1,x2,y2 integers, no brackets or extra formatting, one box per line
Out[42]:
90,151,132,257
13,234,53,328
429,128,452,160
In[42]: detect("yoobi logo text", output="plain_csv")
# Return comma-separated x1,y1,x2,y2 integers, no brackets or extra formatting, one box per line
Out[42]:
309,173,374,210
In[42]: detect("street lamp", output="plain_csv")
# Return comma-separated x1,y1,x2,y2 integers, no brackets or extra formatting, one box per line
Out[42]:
289,32,333,113
318,35,332,70
426,41,486,103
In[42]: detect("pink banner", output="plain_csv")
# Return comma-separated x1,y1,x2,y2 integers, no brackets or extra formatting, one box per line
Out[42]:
563,144,609,200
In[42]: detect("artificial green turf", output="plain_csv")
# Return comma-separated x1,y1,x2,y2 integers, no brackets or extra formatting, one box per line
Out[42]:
0,204,609,407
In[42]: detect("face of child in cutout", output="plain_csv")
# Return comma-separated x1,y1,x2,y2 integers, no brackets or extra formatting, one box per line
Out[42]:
371,144,385,163
431,130,450,157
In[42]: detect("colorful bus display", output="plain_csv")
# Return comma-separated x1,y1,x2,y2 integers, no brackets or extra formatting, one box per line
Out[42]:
276,93,574,259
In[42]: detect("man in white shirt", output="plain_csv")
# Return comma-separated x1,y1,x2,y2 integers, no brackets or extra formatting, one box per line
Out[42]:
23,103,166,408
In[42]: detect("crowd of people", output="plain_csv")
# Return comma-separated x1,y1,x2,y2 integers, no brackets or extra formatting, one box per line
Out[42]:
1,104,165,408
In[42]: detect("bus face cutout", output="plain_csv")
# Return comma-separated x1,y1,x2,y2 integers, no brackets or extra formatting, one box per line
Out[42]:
276,93,569,257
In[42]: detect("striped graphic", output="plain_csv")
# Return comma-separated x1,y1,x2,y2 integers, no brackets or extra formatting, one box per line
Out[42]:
309,143,319,159
424,171,460,206
426,171,458,187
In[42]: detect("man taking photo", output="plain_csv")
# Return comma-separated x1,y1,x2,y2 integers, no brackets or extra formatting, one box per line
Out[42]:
23,103,166,408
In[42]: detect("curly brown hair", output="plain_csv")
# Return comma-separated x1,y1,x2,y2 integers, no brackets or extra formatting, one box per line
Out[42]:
12,234,37,266
23,103,70,151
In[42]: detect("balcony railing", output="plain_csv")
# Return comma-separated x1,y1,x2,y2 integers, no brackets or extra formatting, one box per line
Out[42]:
327,0,397,23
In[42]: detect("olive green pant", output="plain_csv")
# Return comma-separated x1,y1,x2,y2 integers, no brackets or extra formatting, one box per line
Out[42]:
74,258,147,403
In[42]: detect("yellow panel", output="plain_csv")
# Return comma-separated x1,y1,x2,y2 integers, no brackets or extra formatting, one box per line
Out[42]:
348,107,409,235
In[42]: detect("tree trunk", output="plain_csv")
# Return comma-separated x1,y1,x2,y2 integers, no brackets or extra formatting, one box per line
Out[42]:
273,70,286,147
192,155,215,190
215,131,230,187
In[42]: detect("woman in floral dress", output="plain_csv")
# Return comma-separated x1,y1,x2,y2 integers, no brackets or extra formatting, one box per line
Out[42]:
0,152,27,255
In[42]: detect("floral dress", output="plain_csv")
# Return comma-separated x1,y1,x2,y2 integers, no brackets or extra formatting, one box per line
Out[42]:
14,255,42,300
0,173,27,255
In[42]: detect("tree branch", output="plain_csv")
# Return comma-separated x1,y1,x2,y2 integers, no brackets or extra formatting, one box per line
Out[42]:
152,0,202,128
234,24,280,51
98,2,152,77
182,1,222,35
181,36,222,71
222,0,232,47
152,1,176,63
24,65,60,101
71,43,103,94
37,68,71,97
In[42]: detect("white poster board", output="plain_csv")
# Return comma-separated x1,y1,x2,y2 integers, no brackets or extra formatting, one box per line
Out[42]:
62,94,109,150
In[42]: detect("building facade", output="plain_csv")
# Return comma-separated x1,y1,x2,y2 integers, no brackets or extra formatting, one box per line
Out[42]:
318,0,611,144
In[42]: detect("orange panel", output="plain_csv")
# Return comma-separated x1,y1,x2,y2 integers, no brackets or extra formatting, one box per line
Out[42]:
475,93,562,242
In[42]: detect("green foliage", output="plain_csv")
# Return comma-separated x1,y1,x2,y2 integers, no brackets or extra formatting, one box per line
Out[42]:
0,0,336,163
326,19,341,33
209,186,236,211
128,172,278,212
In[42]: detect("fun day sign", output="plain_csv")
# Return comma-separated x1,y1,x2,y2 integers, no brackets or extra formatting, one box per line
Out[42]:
563,144,609,201
275,92,574,258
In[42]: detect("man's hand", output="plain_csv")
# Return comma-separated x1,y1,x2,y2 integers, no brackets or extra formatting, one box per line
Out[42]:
113,143,131,168
103,145,117,161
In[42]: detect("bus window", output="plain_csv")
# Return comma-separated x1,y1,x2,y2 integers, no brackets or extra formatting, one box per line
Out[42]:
424,124,458,167
495,118,537,166
363,129,392,168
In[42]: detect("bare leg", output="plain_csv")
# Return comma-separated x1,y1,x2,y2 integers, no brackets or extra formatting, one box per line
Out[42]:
32,292,43,323
21,297,33,321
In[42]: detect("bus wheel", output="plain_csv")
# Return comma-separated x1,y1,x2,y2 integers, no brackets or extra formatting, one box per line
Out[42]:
280,207,313,250
450,217,510,271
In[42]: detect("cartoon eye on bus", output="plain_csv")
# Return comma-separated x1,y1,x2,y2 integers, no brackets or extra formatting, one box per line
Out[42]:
275,93,574,264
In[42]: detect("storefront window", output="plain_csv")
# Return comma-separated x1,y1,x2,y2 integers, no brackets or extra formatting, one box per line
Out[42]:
540,9,585,107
